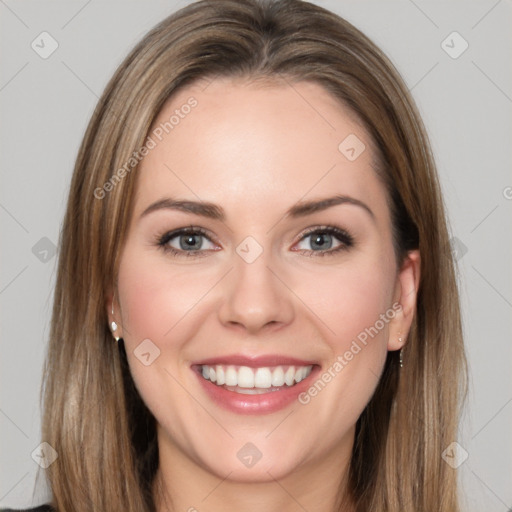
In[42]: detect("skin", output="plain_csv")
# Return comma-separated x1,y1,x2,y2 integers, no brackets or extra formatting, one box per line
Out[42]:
107,76,420,512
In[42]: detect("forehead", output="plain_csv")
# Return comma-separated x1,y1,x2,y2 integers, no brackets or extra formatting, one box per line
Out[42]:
133,77,386,221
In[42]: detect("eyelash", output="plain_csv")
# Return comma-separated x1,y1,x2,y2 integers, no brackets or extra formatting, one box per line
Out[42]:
155,225,354,258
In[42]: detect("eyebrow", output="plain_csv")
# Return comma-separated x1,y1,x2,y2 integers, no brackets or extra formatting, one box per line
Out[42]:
139,194,375,222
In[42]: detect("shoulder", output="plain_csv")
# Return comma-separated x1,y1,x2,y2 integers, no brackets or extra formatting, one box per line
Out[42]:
0,506,54,512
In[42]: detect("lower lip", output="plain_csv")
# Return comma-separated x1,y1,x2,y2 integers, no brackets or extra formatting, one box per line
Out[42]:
192,365,321,415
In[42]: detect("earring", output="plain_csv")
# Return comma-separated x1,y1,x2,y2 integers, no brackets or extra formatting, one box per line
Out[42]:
397,333,404,368
111,296,120,342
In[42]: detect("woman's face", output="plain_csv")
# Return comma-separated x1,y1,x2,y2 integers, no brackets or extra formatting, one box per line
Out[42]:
112,77,419,483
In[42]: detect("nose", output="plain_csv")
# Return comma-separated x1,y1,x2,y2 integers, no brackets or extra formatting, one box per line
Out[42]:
217,248,295,335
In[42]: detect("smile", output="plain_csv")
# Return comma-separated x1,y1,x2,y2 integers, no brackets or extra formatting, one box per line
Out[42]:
200,364,314,394
192,360,320,414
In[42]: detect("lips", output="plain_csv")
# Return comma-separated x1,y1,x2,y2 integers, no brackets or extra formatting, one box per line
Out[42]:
190,354,320,414
192,354,318,368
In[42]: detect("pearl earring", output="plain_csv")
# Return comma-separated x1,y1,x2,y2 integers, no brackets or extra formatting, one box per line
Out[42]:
111,296,120,342
398,335,403,368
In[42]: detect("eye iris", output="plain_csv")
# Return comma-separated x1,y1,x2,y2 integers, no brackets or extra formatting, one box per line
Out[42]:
180,234,202,250
310,233,332,250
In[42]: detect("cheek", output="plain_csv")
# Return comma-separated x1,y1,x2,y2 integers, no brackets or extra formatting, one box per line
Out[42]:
115,247,226,414
115,249,207,443
292,256,394,405
290,272,391,437
293,255,395,347
116,248,218,344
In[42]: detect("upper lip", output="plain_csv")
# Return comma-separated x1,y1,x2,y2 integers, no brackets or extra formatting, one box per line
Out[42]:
192,354,319,368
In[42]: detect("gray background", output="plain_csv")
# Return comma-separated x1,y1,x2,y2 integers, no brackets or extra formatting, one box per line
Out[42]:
1,0,511,509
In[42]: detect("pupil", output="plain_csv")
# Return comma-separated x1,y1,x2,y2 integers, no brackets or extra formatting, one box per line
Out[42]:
180,234,201,250
312,233,332,250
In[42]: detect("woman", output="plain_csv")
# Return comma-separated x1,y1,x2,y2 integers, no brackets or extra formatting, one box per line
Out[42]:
6,0,468,510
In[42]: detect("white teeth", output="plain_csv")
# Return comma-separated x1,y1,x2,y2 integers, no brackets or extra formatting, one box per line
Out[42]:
254,368,272,388
238,366,255,388
199,364,313,389
271,366,285,386
225,366,237,386
284,366,295,386
215,365,225,385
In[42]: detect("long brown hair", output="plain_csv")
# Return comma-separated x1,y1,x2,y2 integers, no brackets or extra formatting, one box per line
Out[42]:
41,0,468,510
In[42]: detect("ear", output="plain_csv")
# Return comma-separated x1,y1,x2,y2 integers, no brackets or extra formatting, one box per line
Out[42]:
105,286,124,340
387,249,421,351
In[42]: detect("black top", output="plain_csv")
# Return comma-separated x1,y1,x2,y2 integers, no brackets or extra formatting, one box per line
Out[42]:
0,506,54,512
